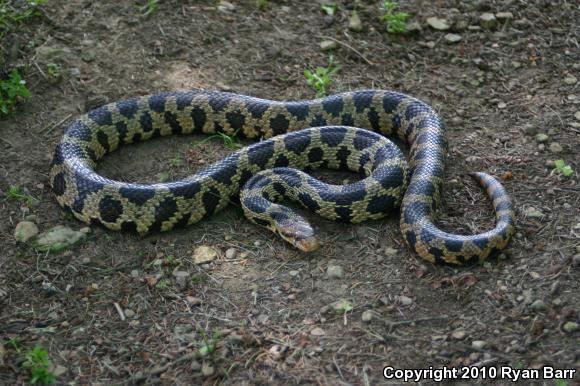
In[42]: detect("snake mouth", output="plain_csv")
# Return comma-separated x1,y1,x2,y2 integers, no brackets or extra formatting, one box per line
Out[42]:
276,221,320,252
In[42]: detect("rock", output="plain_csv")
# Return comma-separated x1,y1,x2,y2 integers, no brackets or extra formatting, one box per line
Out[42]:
320,40,337,51
172,271,190,290
574,111,580,121
52,365,68,377
34,225,86,253
397,295,413,306
326,265,344,279
530,299,547,311
524,207,543,218
217,0,235,12
451,329,466,340
124,309,135,318
186,296,201,306
190,360,201,371
310,327,325,336
511,61,522,69
472,58,489,71
14,221,39,242
361,310,373,322
495,12,513,21
572,254,580,266
549,143,563,153
348,11,362,32
201,362,214,377
79,227,91,234
471,340,487,350
523,123,537,136
444,33,462,44
405,21,422,33
479,13,497,29
562,321,578,333
192,246,218,265
453,19,469,32
81,49,96,62
426,17,450,31
498,102,507,109
288,270,299,277
564,75,577,85
383,246,399,256
535,133,549,143
225,248,237,259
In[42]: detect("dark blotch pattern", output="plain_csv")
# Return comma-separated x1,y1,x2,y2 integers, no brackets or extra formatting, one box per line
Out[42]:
226,110,246,130
148,94,166,113
248,141,275,168
165,111,182,134
286,103,310,120
52,172,66,196
99,196,124,223
88,107,113,126
320,127,346,147
120,186,156,205
117,99,139,119
140,111,154,132
270,114,290,135
191,107,207,131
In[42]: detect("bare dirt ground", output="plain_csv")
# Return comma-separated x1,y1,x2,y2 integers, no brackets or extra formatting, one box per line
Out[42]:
1,0,579,384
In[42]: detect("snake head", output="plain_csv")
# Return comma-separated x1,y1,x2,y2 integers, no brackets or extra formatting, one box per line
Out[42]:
275,218,320,252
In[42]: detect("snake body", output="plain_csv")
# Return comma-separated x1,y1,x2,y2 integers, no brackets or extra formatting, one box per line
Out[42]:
50,90,515,264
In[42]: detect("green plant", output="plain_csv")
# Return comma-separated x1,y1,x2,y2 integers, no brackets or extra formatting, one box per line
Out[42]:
0,70,30,115
6,185,37,207
320,3,337,16
155,278,170,289
22,346,55,385
553,159,573,177
380,1,410,34
304,55,340,97
136,0,158,17
5,337,21,352
554,380,568,386
169,156,183,167
256,0,268,11
198,328,221,357
191,129,241,150
0,0,47,39
46,63,61,83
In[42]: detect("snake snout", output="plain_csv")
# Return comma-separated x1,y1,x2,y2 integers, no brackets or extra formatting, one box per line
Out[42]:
276,220,320,252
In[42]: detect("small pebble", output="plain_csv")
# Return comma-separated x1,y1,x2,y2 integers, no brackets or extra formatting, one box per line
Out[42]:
524,207,543,218
562,321,578,333
444,33,462,44
564,75,577,85
451,329,466,340
288,270,299,277
495,11,514,21
426,17,450,31
225,248,237,259
572,254,580,266
523,124,537,135
186,296,202,306
530,299,547,311
348,11,363,32
319,40,337,51
574,111,580,121
326,265,344,279
14,221,39,243
124,309,135,318
397,295,413,306
549,143,563,153
535,133,549,143
472,340,487,350
310,327,325,336
479,13,497,29
361,310,373,322
201,362,214,377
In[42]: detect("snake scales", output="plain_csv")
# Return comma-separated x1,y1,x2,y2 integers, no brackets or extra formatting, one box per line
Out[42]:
50,90,515,264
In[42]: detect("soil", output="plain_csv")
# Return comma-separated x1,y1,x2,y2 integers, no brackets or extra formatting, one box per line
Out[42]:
1,0,579,385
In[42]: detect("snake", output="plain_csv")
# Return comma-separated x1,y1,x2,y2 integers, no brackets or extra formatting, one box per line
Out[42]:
50,90,515,264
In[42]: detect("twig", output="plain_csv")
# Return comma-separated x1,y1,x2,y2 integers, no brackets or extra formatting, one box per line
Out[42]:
0,136,15,147
39,113,72,135
113,302,126,321
320,36,374,66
